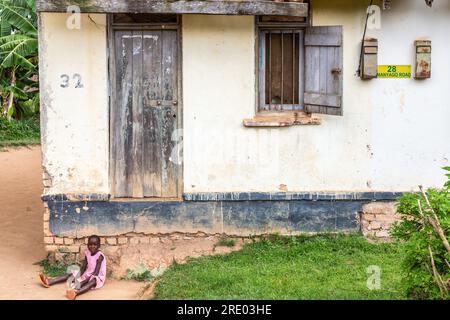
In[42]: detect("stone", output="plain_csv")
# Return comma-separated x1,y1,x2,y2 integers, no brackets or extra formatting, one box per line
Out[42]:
58,245,80,253
118,237,128,245
368,222,382,230
361,213,377,222
43,211,50,221
375,230,390,238
43,221,52,236
44,237,54,244
139,237,150,244
43,180,52,188
106,237,117,245
54,237,64,245
64,238,74,245
67,245,80,253
45,245,58,252
374,214,402,223
149,237,160,244
150,265,168,277
103,245,120,255
129,238,140,245
363,202,397,215
101,238,106,245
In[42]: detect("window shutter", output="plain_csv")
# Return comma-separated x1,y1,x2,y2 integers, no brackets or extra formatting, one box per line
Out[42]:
304,26,343,116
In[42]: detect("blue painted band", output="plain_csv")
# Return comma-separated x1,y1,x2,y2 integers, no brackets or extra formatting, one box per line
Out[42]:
42,192,403,203
41,194,111,202
183,192,404,202
44,199,384,238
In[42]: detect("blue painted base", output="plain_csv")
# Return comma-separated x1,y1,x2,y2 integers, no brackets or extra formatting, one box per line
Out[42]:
45,192,402,238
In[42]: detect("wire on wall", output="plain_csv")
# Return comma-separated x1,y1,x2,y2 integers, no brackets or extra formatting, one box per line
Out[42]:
356,0,374,77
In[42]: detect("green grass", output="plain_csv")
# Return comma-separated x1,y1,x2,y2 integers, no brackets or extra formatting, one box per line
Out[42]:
0,116,40,150
153,234,407,300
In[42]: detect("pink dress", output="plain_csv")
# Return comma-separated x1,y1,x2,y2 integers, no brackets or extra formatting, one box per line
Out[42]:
80,250,106,289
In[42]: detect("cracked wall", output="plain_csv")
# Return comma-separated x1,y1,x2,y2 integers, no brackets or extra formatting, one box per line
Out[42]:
39,13,109,195
39,1,450,197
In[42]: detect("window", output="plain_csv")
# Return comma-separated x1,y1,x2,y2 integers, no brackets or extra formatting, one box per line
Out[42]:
254,16,344,121
112,13,178,24
260,30,304,110
258,18,305,112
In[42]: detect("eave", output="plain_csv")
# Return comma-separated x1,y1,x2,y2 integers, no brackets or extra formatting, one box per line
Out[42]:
36,0,309,17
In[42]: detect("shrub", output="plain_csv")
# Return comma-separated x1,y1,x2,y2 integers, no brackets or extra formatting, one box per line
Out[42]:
391,167,450,300
0,114,40,145
215,237,236,248
35,254,69,278
124,263,153,282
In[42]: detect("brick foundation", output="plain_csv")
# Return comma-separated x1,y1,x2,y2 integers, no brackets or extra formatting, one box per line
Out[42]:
360,201,402,240
42,213,246,278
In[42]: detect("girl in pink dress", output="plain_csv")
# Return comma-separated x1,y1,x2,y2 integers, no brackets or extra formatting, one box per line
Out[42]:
39,235,107,300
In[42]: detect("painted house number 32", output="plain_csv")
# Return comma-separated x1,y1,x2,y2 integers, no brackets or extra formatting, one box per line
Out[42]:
60,74,84,88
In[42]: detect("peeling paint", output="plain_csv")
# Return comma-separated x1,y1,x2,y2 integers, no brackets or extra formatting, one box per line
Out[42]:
39,3,450,199
39,13,109,195
47,199,363,238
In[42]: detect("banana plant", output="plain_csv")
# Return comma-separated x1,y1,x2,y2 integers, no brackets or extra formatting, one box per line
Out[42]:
0,0,38,120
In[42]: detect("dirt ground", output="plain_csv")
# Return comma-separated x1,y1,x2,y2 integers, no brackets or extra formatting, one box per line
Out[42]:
0,146,143,300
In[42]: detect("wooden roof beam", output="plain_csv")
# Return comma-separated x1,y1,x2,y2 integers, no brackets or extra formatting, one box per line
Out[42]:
36,0,309,17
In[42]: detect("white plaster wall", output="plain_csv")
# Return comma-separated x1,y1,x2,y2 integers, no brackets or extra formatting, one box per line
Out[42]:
39,13,109,194
183,0,450,193
39,0,450,195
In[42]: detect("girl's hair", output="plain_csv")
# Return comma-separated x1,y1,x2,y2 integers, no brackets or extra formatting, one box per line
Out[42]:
88,235,101,244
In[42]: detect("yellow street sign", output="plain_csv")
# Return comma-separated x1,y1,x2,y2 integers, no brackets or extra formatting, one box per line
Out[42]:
377,65,411,78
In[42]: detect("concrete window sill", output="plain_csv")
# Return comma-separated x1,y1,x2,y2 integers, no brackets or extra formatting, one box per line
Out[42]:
243,111,321,127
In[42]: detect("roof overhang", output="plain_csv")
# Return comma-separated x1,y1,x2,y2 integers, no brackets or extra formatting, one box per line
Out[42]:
36,0,309,17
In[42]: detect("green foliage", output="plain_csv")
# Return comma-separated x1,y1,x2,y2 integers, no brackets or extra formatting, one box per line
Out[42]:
35,255,69,278
0,0,39,120
0,113,39,148
153,234,406,300
391,167,450,300
124,263,154,282
215,237,236,248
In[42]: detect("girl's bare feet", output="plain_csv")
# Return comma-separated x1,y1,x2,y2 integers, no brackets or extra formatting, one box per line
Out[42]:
66,289,77,300
38,273,50,288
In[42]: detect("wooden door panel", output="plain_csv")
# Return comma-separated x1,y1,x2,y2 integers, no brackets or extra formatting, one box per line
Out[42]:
143,31,162,101
112,31,134,198
112,28,180,198
160,106,178,197
143,105,162,197
162,30,178,101
129,31,144,198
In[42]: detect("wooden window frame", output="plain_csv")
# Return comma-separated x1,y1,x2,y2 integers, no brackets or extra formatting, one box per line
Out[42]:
256,17,308,113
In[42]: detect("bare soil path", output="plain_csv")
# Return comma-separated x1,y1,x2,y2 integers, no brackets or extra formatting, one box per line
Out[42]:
0,146,143,300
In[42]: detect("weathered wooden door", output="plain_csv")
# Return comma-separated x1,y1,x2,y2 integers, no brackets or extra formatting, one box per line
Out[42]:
111,29,181,198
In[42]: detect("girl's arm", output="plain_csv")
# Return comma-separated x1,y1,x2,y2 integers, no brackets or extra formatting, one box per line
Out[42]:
80,258,87,275
92,255,104,276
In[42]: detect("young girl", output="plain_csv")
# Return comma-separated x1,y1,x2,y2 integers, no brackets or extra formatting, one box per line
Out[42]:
39,235,107,300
